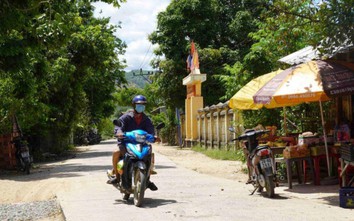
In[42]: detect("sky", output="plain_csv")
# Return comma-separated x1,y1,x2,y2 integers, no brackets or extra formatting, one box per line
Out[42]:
93,0,171,72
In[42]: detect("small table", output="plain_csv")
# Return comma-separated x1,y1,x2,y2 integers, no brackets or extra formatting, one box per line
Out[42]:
340,158,354,187
285,156,315,189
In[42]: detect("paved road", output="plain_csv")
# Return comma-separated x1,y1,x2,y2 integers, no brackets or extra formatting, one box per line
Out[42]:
57,140,353,221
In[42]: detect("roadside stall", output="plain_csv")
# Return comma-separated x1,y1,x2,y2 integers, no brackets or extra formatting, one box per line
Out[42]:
319,61,354,195
229,67,318,187
230,60,354,193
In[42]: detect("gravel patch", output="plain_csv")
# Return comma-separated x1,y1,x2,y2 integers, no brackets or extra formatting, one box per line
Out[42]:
0,199,62,221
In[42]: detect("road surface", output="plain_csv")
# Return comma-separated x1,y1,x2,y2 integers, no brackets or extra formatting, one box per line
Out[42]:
1,140,352,220
57,140,353,221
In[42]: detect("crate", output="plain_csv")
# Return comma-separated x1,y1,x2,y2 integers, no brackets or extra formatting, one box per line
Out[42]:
283,149,310,159
340,144,354,162
298,135,319,146
339,187,354,208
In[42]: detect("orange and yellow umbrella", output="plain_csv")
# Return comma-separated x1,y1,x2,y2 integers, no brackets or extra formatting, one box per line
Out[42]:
229,70,290,110
253,60,332,106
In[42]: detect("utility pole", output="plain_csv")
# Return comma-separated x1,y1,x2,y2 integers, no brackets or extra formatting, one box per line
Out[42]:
132,68,160,83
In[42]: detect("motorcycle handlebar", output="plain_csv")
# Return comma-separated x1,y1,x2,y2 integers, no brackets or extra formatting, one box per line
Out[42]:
114,134,125,139
113,119,122,127
116,131,157,143
237,129,270,140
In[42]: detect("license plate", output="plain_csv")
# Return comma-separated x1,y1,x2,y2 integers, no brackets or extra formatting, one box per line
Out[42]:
260,158,272,169
21,151,30,158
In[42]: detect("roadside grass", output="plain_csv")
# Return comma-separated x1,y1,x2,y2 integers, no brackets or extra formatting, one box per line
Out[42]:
191,145,246,163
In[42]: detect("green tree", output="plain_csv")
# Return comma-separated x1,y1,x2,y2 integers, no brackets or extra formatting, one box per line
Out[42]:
150,0,353,135
262,0,354,54
148,0,270,143
0,0,126,153
150,0,265,108
226,0,353,130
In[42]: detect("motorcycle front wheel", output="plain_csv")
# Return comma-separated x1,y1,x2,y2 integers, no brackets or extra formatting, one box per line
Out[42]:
133,169,146,207
265,175,275,198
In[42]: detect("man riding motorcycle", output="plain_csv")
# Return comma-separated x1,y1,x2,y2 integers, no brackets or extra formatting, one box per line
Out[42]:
107,95,158,191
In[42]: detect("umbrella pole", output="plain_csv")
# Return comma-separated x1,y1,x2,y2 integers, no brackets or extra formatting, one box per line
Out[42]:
319,100,331,177
283,107,288,136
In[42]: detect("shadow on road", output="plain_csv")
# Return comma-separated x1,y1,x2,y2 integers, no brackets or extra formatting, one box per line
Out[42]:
0,142,115,182
321,195,340,207
75,150,112,159
281,183,340,207
100,140,117,145
256,192,289,200
155,165,176,169
0,163,111,182
141,198,178,208
113,197,177,208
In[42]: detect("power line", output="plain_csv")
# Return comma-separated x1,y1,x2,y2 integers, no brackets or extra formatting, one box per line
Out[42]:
142,51,155,69
139,44,151,70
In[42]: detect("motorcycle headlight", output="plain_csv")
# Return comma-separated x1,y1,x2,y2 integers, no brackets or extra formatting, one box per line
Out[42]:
134,133,146,143
136,144,142,152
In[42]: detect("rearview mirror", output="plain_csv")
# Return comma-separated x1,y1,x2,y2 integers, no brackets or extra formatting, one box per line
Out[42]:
113,119,122,127
156,122,165,130
228,127,235,133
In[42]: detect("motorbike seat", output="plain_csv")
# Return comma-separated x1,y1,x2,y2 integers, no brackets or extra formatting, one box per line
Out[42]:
256,145,269,150
249,145,270,158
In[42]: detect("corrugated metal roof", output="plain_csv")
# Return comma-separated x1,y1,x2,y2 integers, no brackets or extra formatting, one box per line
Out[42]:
278,46,320,65
278,44,354,65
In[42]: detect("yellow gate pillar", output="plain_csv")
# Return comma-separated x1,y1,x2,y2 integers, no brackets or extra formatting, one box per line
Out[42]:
182,73,207,146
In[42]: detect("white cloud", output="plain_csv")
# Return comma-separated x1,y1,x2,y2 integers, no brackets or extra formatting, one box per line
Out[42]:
93,0,170,71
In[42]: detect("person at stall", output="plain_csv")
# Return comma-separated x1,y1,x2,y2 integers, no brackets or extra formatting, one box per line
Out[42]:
335,117,351,142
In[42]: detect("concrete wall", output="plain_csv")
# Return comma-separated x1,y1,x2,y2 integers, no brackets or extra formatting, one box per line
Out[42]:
180,101,243,149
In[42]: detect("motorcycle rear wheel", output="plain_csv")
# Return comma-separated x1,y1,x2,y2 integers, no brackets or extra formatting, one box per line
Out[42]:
24,161,30,175
265,175,275,198
133,169,146,207
18,158,30,175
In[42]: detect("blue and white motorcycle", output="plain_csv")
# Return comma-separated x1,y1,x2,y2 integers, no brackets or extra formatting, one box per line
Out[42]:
113,120,163,207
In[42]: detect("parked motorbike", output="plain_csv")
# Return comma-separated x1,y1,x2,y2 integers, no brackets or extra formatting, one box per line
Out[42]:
112,120,164,207
12,136,32,174
229,128,277,198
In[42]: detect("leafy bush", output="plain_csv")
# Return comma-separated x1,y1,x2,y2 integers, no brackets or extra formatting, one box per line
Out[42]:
241,108,282,129
97,118,114,140
150,108,177,145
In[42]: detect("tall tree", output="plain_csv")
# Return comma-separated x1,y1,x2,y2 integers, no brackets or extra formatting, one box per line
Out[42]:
149,0,265,108
217,0,354,103
224,0,353,128
0,0,126,152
